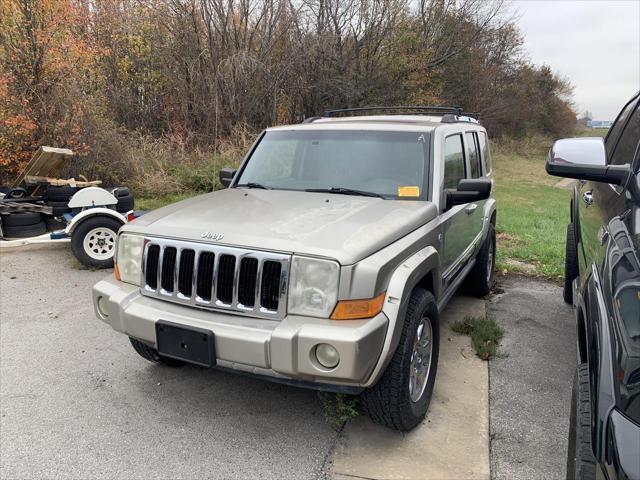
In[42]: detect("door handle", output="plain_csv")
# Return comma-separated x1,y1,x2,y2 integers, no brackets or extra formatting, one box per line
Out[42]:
465,203,478,214
583,190,593,206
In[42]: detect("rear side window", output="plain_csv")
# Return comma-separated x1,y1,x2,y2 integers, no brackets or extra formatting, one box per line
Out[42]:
465,132,481,178
478,132,492,174
608,104,639,166
444,134,465,189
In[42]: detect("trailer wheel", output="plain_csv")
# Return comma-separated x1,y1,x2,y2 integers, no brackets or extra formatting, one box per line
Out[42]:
71,216,122,269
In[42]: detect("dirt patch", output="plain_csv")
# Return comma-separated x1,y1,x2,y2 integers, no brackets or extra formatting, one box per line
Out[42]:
503,258,537,274
554,178,576,189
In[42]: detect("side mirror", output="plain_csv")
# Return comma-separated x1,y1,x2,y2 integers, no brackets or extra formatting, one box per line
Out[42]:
219,168,237,188
546,137,631,185
445,178,492,209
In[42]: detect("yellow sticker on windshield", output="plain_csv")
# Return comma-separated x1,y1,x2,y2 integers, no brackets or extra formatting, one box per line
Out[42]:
398,186,420,197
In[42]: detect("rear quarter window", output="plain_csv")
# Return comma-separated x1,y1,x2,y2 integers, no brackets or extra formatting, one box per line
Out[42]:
478,131,492,174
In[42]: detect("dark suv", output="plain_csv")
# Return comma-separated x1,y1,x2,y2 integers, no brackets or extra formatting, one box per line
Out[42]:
546,92,640,480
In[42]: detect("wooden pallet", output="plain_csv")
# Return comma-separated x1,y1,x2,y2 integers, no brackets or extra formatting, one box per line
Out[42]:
12,146,74,193
24,176,102,188
0,202,53,215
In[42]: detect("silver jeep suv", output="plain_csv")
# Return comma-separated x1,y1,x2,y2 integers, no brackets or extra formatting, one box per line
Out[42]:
93,106,497,431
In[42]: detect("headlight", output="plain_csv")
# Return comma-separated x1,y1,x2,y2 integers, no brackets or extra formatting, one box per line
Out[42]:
115,233,144,286
288,256,339,318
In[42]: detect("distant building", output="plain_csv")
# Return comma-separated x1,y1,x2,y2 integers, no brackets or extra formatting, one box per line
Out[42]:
587,120,613,129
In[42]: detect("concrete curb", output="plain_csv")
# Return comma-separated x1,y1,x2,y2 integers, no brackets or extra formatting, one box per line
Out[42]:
330,295,489,480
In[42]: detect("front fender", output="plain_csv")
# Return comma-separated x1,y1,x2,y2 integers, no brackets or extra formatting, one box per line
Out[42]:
364,245,440,387
65,208,127,235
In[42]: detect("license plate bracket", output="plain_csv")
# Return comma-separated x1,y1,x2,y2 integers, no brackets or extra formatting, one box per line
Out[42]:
155,321,216,367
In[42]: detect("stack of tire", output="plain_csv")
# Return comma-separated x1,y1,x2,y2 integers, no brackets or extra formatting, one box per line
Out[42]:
44,185,78,230
111,187,135,213
0,212,47,238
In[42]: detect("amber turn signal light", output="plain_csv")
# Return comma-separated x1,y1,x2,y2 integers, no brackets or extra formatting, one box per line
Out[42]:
331,292,386,320
114,263,121,281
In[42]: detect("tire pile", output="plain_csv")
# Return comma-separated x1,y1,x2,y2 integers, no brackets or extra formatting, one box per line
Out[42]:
0,212,47,238
110,187,135,213
43,185,134,217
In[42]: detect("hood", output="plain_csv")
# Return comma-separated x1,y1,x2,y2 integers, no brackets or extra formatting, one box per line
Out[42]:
127,189,437,264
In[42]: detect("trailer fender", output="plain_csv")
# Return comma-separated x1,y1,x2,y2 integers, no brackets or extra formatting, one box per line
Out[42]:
65,208,127,236
67,187,117,209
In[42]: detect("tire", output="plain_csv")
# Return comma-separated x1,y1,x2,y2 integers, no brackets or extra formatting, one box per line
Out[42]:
46,185,79,201
2,221,47,238
70,216,122,269
47,200,71,217
564,223,579,304
566,363,597,480
111,187,131,198
0,212,42,227
362,288,440,431
465,222,496,297
6,187,27,199
44,216,66,231
129,337,185,367
116,194,134,213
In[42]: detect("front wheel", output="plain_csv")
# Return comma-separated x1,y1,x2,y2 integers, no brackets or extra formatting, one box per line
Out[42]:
71,216,122,269
361,288,440,432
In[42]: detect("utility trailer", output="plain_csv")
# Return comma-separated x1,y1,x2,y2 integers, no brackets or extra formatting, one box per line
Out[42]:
1,147,137,268
0,187,138,268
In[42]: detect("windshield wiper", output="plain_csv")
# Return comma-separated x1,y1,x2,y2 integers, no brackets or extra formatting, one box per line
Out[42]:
305,187,385,198
236,182,271,190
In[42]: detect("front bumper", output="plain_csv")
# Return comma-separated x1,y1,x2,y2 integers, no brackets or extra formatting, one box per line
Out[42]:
93,276,388,390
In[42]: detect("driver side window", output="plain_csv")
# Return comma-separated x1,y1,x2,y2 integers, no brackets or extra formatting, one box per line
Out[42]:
444,134,466,189
608,104,639,166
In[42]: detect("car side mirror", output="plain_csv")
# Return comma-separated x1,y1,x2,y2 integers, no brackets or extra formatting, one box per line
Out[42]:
546,137,631,186
445,178,492,209
219,168,237,188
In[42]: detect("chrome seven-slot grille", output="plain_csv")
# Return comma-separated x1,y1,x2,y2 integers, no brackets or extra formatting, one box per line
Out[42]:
140,238,290,319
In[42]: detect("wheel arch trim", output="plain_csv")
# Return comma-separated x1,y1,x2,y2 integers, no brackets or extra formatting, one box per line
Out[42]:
65,208,127,236
363,245,440,387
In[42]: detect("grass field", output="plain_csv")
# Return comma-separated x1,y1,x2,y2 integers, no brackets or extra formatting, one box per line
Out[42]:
491,136,568,280
135,130,606,281
491,130,607,280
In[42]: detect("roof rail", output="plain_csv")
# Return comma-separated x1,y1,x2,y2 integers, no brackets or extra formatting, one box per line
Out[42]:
322,105,464,117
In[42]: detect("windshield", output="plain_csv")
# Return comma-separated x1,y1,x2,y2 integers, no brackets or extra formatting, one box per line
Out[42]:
236,130,429,199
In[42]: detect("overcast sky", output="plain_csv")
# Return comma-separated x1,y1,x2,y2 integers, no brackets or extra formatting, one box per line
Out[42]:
511,0,640,120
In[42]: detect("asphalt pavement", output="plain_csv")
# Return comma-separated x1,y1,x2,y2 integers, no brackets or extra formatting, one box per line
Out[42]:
1,247,577,479
488,276,576,480
0,247,337,479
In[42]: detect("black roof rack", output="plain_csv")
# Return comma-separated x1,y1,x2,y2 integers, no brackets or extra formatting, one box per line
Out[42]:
323,105,464,117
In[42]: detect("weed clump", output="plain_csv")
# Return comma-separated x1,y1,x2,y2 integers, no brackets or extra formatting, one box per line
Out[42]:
318,392,359,431
451,315,504,360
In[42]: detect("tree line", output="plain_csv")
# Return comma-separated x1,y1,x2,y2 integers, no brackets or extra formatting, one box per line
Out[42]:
0,0,575,185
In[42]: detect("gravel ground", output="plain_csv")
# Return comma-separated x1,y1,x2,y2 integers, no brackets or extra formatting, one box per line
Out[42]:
0,247,337,479
488,275,576,480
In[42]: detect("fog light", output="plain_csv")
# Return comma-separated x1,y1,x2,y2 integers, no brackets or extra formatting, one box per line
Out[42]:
97,296,109,318
315,343,340,369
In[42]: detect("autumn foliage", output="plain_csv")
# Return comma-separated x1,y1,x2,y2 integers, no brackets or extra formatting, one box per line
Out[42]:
0,0,576,187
